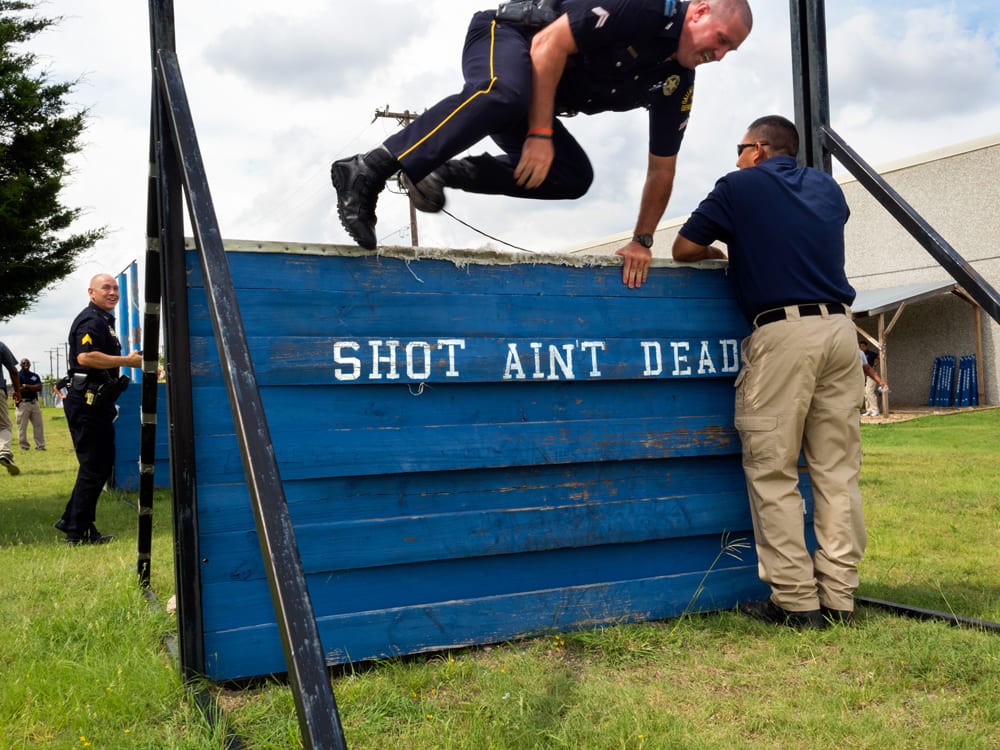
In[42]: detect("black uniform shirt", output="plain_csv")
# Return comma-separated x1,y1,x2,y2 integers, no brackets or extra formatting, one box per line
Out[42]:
68,301,122,380
556,0,693,157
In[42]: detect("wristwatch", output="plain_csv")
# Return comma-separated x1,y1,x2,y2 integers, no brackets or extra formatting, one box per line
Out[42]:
632,233,654,248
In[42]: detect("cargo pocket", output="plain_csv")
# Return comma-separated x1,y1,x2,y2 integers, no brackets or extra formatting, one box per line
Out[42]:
734,415,779,468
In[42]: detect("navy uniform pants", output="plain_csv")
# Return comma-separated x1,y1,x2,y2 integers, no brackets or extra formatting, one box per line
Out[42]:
384,11,593,200
62,390,117,536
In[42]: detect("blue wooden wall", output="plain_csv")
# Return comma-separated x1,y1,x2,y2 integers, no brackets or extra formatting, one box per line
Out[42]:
182,243,798,681
114,383,170,491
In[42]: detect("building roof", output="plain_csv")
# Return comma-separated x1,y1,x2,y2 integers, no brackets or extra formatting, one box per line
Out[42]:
852,279,959,318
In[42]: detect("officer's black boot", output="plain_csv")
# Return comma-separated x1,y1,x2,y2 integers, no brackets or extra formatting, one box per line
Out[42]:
399,158,483,213
331,147,400,249
399,169,446,213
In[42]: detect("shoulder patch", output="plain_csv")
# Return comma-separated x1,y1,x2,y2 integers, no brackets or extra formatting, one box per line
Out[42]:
680,86,694,112
82,333,93,345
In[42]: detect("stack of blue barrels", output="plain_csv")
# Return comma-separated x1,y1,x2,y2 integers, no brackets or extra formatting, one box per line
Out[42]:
955,355,979,406
928,355,978,407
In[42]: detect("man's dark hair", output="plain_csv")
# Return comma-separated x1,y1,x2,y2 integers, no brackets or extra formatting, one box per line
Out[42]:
747,115,799,158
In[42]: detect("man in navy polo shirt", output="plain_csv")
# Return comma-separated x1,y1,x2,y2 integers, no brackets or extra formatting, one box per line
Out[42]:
673,114,865,630
16,358,46,451
331,0,752,288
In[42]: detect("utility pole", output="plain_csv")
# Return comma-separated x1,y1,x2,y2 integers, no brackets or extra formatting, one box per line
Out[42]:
373,106,421,246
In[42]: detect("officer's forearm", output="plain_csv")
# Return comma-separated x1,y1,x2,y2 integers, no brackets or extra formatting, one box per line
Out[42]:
76,351,131,370
527,14,576,129
634,154,677,234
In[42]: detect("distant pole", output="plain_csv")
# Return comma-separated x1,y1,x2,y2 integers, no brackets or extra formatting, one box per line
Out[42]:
373,106,421,246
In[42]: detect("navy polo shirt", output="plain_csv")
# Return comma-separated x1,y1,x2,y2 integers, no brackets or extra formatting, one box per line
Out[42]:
556,0,693,157
679,155,856,323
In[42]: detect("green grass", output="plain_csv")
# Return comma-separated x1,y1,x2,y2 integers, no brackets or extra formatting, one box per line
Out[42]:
2,405,999,749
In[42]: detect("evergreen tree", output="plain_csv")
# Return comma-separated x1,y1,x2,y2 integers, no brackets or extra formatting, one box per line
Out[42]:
0,0,105,321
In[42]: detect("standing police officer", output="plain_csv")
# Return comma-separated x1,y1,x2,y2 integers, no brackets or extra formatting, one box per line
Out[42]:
331,0,752,288
56,273,141,544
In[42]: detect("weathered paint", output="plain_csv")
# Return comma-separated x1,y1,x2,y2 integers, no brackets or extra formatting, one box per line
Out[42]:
176,242,811,681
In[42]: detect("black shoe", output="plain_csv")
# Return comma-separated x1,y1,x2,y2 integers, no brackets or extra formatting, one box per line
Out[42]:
0,454,19,476
738,599,827,630
821,606,856,625
86,525,115,544
54,518,68,533
400,169,446,213
330,149,398,250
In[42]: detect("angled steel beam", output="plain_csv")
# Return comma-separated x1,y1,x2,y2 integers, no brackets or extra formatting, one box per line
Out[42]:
148,1,348,746
822,126,1000,326
154,47,348,749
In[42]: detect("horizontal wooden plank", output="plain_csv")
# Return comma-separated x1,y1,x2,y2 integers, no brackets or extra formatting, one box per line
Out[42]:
190,412,740,483
201,534,758,630
189,334,742,385
186,249,738,300
202,565,769,680
186,288,746,341
189,378,735,435
197,486,755,583
193,455,751,535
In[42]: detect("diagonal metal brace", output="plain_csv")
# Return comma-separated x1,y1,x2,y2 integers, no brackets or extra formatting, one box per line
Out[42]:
821,125,1000,326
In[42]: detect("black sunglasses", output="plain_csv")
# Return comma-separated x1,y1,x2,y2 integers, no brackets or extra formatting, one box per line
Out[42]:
736,141,769,156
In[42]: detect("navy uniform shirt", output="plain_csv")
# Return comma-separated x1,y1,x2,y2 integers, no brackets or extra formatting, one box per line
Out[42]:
17,368,42,402
556,0,693,157
679,155,856,323
68,302,122,380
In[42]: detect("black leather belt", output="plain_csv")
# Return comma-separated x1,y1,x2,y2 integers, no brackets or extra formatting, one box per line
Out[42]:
753,302,848,329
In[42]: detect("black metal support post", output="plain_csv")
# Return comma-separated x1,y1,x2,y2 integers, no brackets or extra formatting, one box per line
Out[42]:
149,0,205,680
148,2,348,747
789,0,831,172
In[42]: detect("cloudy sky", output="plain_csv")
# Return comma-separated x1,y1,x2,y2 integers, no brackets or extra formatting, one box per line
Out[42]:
3,0,1000,376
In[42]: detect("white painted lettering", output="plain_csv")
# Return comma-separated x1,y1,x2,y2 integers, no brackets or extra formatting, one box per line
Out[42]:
670,341,691,376
548,344,575,380
697,340,717,374
503,343,527,380
333,341,361,381
405,341,432,380
438,338,465,377
580,341,605,377
641,341,663,376
720,339,740,373
530,342,545,379
369,340,400,380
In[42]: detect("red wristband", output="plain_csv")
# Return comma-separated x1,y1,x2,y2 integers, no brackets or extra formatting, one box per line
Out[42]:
527,127,554,136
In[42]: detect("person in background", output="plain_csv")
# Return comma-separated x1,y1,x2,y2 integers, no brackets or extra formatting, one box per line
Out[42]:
55,274,142,544
859,340,886,417
0,340,23,475
672,114,865,629
331,0,753,289
52,374,70,409
16,358,46,451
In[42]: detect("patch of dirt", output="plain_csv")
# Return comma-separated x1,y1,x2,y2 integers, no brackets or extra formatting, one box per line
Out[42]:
861,405,997,424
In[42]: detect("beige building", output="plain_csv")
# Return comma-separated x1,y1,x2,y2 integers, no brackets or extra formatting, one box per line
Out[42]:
569,132,1000,408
